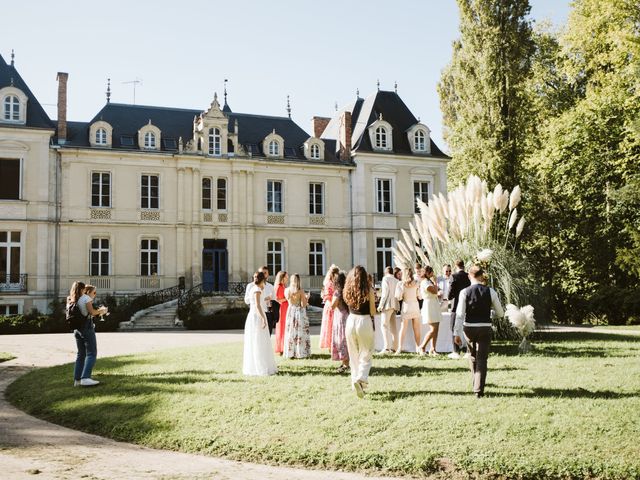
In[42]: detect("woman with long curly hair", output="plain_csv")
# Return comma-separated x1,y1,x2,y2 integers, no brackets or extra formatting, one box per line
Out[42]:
343,265,376,398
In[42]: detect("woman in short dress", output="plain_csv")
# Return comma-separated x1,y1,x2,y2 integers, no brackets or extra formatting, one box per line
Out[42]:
273,271,289,355
319,265,340,349
394,268,422,354
419,265,443,356
243,271,278,376
284,274,311,359
330,272,349,373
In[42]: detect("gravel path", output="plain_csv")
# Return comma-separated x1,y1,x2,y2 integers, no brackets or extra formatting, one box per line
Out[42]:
0,331,394,480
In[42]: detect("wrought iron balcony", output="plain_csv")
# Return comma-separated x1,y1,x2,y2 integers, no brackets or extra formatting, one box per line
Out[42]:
0,274,27,293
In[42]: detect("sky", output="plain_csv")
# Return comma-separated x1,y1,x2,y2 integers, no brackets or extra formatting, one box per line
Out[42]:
2,0,570,152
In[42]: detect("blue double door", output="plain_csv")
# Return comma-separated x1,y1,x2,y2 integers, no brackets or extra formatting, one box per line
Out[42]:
202,239,228,292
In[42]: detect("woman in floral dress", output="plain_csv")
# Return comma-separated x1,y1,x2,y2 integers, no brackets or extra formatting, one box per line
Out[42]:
284,273,311,359
319,265,340,349
330,272,349,373
273,271,289,355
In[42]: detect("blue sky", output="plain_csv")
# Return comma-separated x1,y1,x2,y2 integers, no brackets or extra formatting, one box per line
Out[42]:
2,0,569,151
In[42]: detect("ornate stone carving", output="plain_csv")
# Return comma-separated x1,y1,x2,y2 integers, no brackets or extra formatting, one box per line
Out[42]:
90,209,111,220
140,210,160,221
267,215,285,225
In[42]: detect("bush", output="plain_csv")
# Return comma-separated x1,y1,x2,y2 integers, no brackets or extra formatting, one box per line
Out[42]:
585,286,640,325
0,307,67,334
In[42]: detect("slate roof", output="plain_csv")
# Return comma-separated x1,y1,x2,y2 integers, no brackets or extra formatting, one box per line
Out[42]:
321,90,449,159
0,53,54,130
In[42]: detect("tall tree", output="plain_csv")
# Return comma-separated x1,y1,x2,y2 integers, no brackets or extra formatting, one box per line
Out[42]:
439,0,534,190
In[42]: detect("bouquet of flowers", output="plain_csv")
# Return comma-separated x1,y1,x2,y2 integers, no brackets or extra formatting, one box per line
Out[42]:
504,304,536,353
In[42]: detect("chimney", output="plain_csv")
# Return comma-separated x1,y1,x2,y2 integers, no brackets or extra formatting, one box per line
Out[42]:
56,72,68,144
339,111,352,161
312,116,331,138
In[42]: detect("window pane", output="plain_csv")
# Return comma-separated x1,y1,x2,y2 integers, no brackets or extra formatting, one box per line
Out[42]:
0,159,20,200
10,231,20,242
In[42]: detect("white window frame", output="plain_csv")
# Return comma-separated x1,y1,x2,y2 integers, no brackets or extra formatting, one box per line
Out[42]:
309,182,324,215
3,95,20,121
375,126,387,149
140,238,159,276
144,131,156,149
0,304,20,315
96,128,107,146
308,241,325,276
268,140,279,156
266,240,284,274
141,174,159,210
375,177,393,214
208,128,221,156
0,230,22,285
414,130,426,151
267,180,283,213
90,237,110,276
310,143,320,159
376,237,394,278
217,177,228,211
91,171,111,208
202,177,212,210
0,158,23,200
413,180,430,213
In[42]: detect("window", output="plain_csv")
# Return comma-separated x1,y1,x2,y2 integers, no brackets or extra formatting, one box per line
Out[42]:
141,174,159,209
376,178,392,213
3,95,19,121
267,180,283,213
140,239,159,276
413,181,430,213
0,305,19,315
308,242,325,276
144,132,156,149
0,159,20,200
0,231,21,283
267,240,283,274
91,172,111,207
202,178,212,210
208,128,221,155
414,130,426,151
217,178,227,210
162,138,177,150
96,128,107,145
376,238,394,279
120,135,135,147
309,183,324,215
310,143,320,159
90,238,110,276
268,140,279,156
375,126,387,149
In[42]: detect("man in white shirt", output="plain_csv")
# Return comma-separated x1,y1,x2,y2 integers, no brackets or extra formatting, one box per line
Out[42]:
376,266,400,352
437,264,452,310
453,265,504,398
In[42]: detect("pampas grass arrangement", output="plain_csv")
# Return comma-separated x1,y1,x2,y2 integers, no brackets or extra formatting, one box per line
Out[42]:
505,304,536,353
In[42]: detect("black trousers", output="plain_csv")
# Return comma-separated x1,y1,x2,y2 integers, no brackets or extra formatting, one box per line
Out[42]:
463,326,492,395
266,310,276,335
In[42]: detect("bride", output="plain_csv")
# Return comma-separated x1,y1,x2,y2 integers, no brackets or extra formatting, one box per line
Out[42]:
243,271,278,376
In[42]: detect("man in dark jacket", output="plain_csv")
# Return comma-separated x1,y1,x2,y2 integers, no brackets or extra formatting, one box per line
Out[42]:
448,259,471,358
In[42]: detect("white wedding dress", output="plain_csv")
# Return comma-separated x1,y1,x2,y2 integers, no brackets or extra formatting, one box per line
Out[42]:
243,284,277,376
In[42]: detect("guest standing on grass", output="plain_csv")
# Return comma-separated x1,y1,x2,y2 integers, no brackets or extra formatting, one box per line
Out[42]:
448,259,471,359
69,283,108,387
330,272,349,373
273,271,289,355
284,274,311,359
419,266,442,356
243,271,277,376
453,265,504,398
377,266,400,353
394,268,422,354
319,265,340,350
344,265,376,398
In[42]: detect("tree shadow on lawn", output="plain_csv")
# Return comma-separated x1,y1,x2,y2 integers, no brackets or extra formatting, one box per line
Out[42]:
278,363,522,377
491,343,637,358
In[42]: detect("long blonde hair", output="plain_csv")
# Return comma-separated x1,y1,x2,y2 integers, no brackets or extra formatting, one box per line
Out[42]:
289,273,301,294
67,281,85,304
323,264,340,287
402,268,415,286
274,270,287,289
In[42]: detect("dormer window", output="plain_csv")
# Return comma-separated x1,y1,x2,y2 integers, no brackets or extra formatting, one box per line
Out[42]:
263,131,284,158
368,118,393,152
406,123,431,154
96,128,107,146
269,140,279,156
414,130,426,151
3,95,19,121
208,128,221,155
375,126,387,149
303,137,325,161
144,132,156,149
311,144,320,159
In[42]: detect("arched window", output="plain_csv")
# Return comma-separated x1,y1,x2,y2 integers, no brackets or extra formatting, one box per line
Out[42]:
375,126,387,149
96,128,107,145
310,143,320,159
144,132,156,149
208,128,221,155
3,95,20,121
414,130,426,151
268,140,279,156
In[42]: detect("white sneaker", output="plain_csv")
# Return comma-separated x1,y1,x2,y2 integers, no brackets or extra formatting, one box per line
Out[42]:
353,381,364,399
463,352,471,359
80,378,100,387
73,380,80,387
448,352,461,359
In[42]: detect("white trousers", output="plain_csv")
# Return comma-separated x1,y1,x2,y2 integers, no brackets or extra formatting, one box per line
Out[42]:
380,308,398,351
346,313,375,386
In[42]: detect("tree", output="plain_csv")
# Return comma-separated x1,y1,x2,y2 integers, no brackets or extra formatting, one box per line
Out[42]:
439,0,535,190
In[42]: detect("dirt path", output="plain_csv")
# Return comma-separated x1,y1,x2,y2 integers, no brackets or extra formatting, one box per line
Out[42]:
0,331,394,480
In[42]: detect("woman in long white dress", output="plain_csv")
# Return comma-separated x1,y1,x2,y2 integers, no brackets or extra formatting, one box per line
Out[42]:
419,265,443,356
283,273,311,359
394,268,422,354
243,271,278,376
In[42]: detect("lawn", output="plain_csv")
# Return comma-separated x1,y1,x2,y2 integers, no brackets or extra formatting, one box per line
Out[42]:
7,332,640,479
0,352,15,362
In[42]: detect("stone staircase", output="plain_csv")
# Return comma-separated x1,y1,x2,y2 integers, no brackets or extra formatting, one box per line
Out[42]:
119,300,184,331
307,306,323,326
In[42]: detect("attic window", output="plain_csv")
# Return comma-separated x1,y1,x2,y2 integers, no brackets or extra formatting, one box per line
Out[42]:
375,126,388,149
144,132,156,149
162,138,177,150
246,144,260,155
120,135,135,147
310,144,320,159
414,130,426,151
96,128,107,146
284,147,297,158
268,140,279,156
3,96,20,121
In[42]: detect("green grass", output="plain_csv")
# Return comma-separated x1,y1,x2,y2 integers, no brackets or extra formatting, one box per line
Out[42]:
7,332,640,479
0,352,15,362
592,325,640,331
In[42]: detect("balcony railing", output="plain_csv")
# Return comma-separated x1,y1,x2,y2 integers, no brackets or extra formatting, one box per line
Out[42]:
0,273,28,293
89,276,112,290
300,275,323,291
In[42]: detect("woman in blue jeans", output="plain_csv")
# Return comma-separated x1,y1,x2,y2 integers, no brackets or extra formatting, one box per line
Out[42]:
68,282,107,387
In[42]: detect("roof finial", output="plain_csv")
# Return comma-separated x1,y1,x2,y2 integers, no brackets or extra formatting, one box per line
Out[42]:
106,78,111,104
377,79,380,91
10,49,15,67
394,81,398,93
286,95,291,119
214,91,218,102
334,101,338,112
10,77,14,86
223,79,228,105
356,88,360,99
